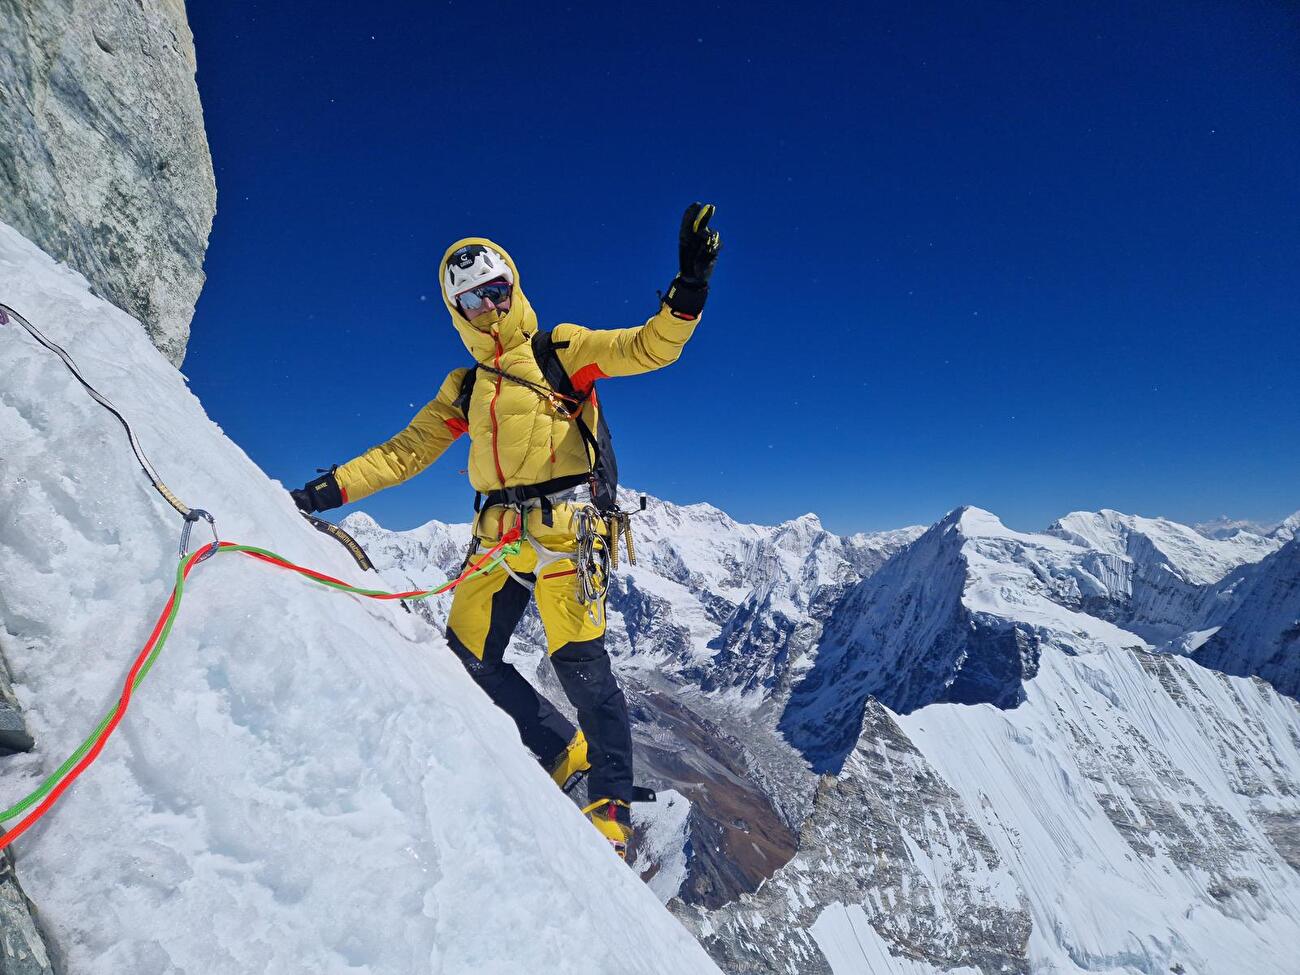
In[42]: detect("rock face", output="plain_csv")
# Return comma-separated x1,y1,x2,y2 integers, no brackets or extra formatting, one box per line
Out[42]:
0,642,51,975
0,848,55,975
677,700,1032,975
0,0,215,363
0,640,35,756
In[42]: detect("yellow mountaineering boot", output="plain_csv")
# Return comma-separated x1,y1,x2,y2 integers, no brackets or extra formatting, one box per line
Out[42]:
583,798,633,859
549,730,591,792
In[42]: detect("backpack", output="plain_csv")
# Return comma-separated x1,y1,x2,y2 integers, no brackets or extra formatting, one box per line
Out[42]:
453,329,619,513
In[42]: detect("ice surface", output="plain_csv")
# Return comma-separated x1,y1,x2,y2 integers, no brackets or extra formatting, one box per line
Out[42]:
812,902,981,975
0,221,720,974
901,648,1300,974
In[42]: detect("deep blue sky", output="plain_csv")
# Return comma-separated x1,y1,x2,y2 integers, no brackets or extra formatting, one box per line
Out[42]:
185,1,1299,535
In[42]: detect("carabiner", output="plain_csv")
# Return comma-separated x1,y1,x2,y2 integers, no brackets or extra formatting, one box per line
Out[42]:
179,509,220,561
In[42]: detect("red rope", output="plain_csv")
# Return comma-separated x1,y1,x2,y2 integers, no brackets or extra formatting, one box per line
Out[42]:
0,545,209,850
0,525,524,851
237,526,521,597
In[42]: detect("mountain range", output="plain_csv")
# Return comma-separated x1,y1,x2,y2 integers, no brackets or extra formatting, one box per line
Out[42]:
344,493,1300,974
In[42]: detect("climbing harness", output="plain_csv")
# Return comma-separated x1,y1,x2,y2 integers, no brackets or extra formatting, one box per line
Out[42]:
0,529,522,853
467,496,614,626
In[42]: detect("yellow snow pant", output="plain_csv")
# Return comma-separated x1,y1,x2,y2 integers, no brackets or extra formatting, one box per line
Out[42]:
447,503,606,657
444,503,633,804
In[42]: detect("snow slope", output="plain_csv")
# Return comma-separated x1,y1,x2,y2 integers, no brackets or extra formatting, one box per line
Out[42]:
694,646,1300,975
0,221,721,974
901,648,1300,974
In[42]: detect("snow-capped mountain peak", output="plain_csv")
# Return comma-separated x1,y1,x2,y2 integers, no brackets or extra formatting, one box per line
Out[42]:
1273,510,1300,542
1052,508,1283,585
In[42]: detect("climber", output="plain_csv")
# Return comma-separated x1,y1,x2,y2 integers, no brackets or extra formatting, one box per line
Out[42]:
291,204,721,857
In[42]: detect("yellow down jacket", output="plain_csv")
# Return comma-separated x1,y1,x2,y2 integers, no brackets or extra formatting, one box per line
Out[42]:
333,237,700,506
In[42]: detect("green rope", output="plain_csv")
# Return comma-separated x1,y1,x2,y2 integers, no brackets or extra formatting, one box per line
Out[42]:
0,537,520,824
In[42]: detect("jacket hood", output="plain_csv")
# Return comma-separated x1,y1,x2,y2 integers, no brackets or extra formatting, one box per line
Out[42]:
439,237,537,361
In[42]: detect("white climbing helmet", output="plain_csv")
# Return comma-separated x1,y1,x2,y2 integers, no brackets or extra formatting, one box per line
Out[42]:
443,243,514,303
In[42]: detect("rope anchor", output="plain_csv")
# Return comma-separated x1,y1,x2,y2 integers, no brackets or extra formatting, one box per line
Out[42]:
179,509,219,560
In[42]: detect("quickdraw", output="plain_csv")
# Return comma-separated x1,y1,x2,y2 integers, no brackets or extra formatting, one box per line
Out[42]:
469,500,609,625
571,504,609,624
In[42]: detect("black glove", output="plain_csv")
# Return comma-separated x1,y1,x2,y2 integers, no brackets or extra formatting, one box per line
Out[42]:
678,202,721,284
665,202,720,318
291,469,343,513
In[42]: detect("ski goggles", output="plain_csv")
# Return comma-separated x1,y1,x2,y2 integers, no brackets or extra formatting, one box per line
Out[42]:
455,279,512,312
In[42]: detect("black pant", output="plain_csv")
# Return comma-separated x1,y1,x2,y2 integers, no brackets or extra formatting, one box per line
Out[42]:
445,574,633,804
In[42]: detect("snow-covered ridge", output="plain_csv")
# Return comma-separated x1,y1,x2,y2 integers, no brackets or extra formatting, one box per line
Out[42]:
779,505,1153,770
604,501,1298,974
344,490,926,707
1053,508,1284,586
0,221,721,974
1196,511,1300,543
708,642,1300,975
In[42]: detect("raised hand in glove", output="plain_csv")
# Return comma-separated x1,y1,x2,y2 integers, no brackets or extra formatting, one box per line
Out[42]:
678,202,721,284
664,202,721,318
291,469,343,513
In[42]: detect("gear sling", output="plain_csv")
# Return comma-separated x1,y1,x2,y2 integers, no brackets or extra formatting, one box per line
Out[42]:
445,328,636,806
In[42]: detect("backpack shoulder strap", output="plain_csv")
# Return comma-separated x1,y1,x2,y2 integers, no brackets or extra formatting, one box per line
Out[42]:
452,365,478,415
532,328,602,463
531,330,586,404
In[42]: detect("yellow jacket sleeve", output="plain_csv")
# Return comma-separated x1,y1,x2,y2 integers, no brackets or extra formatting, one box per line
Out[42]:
334,368,470,504
551,304,700,387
